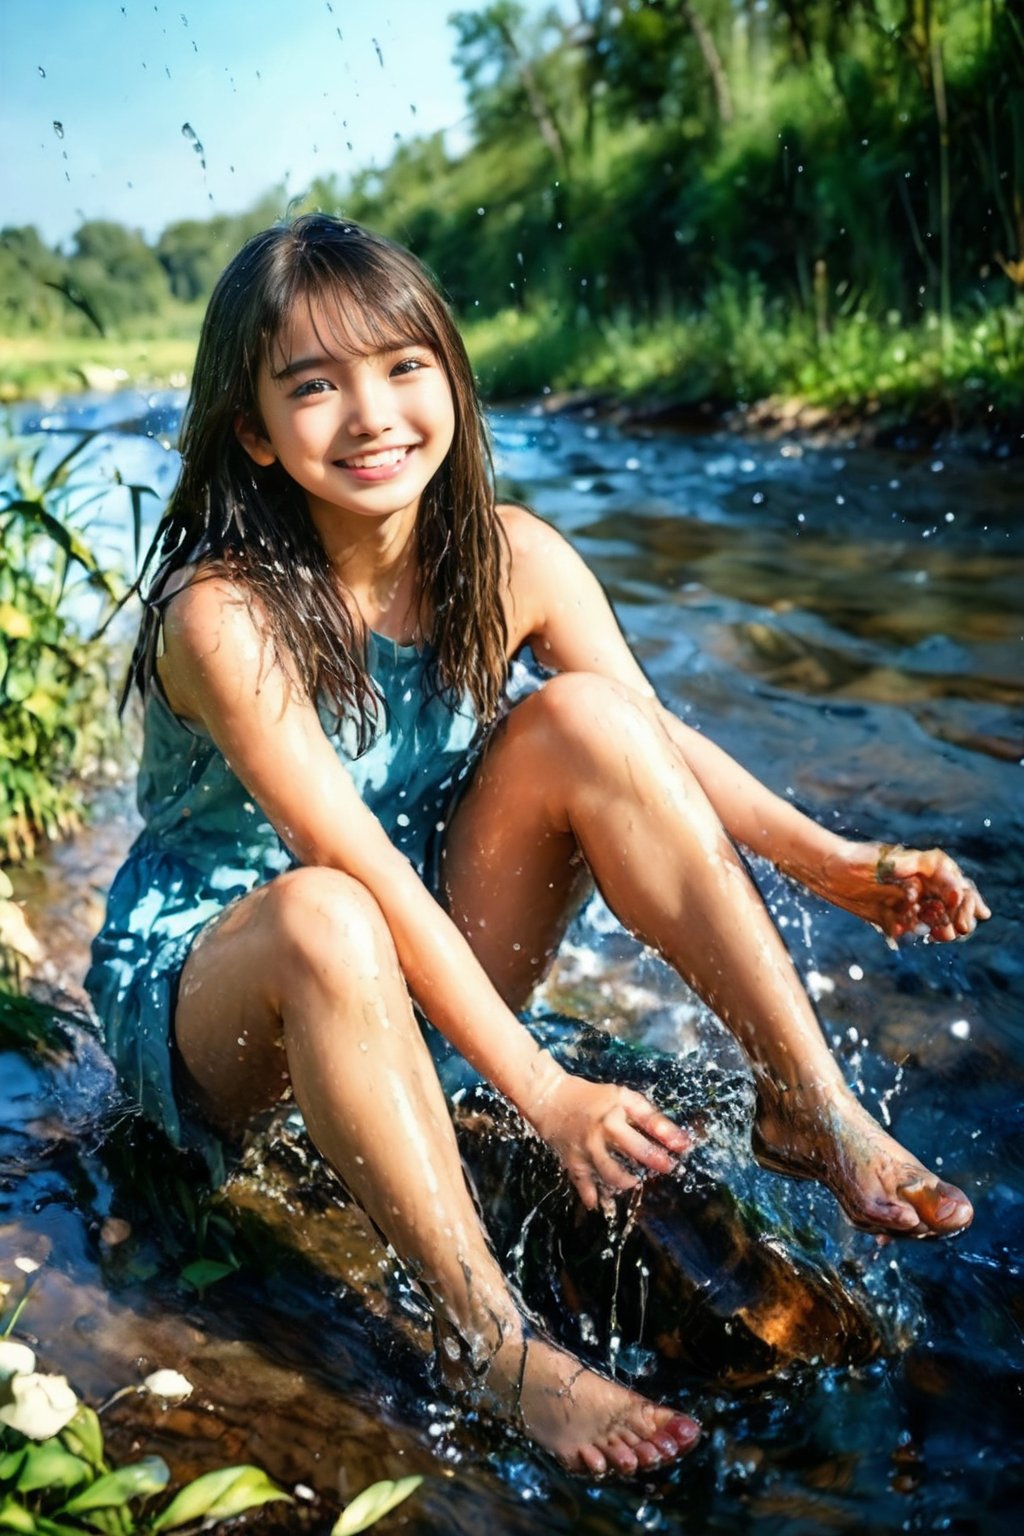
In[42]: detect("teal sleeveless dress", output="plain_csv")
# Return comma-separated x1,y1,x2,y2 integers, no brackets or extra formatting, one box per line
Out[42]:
85,631,481,1177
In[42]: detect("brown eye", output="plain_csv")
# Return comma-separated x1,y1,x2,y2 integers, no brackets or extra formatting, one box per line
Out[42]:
292,378,332,398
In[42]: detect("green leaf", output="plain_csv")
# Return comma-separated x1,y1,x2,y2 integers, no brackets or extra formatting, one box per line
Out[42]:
0,1449,28,1483
0,1496,37,1533
16,1443,90,1494
127,485,155,570
178,1260,236,1294
332,1477,424,1536
151,1466,291,1531
60,1457,168,1513
60,1407,105,1471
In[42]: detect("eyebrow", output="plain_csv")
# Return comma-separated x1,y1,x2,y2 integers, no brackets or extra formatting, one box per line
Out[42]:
269,353,337,383
269,337,432,384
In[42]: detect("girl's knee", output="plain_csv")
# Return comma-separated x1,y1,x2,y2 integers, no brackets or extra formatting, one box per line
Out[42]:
528,672,661,765
264,866,397,976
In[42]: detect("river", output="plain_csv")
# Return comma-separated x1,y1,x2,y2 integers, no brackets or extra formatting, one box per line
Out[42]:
3,391,1022,1533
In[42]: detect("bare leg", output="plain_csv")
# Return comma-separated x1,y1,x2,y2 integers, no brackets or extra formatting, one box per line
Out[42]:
173,866,700,1474
443,675,972,1238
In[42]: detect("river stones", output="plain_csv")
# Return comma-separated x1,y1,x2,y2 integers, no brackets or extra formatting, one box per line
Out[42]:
1,995,885,1399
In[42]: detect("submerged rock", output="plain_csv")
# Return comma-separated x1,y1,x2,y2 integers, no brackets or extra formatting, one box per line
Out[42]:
443,1017,884,1383
0,995,885,1401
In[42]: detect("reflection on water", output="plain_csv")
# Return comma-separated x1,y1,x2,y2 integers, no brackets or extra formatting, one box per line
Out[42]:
3,398,1022,1532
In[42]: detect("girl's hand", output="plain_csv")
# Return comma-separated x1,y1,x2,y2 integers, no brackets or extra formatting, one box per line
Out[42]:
523,1070,694,1211
826,841,991,943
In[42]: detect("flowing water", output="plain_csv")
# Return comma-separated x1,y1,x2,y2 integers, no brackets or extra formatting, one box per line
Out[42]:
3,394,1022,1533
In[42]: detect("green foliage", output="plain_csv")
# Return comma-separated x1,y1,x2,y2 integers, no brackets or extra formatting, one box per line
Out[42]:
0,1285,421,1535
332,1477,423,1536
150,1468,289,1531
3,0,1022,424
0,435,146,863
0,1287,292,1536
0,1404,290,1535
464,281,1024,417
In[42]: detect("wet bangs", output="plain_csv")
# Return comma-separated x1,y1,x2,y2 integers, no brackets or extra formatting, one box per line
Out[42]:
259,236,448,376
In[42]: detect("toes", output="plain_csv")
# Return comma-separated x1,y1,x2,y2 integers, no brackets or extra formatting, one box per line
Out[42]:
579,1442,608,1477
665,1414,702,1451
632,1440,663,1470
603,1436,640,1474
900,1178,973,1235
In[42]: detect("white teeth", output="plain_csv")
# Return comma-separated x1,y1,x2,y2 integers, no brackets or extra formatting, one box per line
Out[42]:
343,447,409,469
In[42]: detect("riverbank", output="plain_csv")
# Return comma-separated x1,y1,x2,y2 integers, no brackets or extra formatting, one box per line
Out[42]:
0,332,197,403
4,300,1022,453
466,299,1024,456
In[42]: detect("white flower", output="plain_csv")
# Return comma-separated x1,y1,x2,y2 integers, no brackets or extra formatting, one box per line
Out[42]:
142,1369,193,1402
0,1340,37,1381
0,1371,79,1439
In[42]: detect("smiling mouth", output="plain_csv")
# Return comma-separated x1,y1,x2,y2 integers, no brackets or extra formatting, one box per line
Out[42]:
339,446,412,470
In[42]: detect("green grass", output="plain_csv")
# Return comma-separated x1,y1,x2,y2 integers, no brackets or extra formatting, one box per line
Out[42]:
0,328,200,402
463,291,1024,428
5,291,1022,438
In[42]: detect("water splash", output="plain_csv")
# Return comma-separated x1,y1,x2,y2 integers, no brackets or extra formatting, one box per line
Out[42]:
181,121,207,172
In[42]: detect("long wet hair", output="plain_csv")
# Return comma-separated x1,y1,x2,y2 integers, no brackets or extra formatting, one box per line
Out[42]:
127,214,509,749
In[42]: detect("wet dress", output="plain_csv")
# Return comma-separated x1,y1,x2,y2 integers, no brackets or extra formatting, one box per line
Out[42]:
85,630,481,1177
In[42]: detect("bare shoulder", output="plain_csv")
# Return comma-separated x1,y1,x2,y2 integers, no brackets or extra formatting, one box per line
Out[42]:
161,568,261,656
498,501,571,564
158,568,281,720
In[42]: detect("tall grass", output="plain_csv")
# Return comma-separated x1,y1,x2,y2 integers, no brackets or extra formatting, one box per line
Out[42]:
464,283,1024,422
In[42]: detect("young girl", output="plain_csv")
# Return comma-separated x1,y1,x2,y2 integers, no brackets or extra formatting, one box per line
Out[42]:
86,214,989,1478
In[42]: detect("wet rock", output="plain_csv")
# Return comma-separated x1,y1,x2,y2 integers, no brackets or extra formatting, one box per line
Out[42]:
441,1018,884,1383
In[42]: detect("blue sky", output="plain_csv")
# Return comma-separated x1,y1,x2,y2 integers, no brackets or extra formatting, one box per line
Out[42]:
1,0,479,248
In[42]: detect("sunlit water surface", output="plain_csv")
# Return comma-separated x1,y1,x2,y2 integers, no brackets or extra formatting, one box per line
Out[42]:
3,394,1022,1534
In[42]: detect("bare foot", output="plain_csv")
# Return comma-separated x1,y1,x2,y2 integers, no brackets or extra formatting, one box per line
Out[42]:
813,840,990,943
753,1085,973,1238
483,1333,701,1476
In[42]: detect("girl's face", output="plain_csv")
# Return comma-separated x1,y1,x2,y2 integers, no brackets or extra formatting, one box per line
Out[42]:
237,298,456,536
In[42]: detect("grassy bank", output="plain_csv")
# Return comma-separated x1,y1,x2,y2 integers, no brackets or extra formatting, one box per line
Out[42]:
463,293,1024,437
5,297,1022,442
0,317,202,403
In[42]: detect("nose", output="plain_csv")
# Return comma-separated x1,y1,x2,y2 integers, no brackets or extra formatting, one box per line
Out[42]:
344,366,391,438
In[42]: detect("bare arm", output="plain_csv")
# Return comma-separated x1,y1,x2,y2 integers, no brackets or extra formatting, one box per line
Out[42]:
503,506,989,940
159,576,690,1205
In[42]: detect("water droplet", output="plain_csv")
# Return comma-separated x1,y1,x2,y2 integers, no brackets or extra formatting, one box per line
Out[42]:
848,964,864,981
52,120,64,139
950,1019,971,1039
181,121,206,169
372,36,384,66
37,65,46,78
